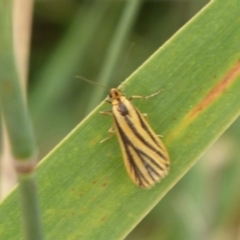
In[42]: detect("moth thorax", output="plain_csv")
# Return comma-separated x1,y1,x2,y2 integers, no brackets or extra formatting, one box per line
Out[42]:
109,88,122,99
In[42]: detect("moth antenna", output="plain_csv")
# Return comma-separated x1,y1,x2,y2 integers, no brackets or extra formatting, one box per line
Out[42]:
76,75,109,90
117,43,135,84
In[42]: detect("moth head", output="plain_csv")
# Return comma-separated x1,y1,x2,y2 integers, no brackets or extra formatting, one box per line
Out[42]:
109,88,123,99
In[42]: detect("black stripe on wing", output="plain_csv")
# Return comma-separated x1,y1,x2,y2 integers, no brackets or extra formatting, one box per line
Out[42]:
135,109,161,147
114,116,165,187
114,117,149,186
138,149,164,172
123,114,168,161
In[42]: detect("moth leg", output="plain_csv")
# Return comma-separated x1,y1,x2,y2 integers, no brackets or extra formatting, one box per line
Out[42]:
99,110,113,116
105,99,112,104
142,113,149,122
129,90,163,101
100,126,116,143
142,113,163,138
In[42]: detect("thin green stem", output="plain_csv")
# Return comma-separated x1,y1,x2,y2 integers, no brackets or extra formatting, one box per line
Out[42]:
0,1,43,239
85,0,143,114
0,1,36,159
18,174,44,240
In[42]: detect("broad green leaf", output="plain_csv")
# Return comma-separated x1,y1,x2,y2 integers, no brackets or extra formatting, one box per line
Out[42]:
0,0,240,239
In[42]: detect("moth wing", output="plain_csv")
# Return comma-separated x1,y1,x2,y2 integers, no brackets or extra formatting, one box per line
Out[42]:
113,100,170,188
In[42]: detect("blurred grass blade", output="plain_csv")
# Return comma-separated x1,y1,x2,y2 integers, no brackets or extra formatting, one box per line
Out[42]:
0,1,43,239
0,0,240,239
212,117,240,226
17,173,44,240
0,2,36,159
30,0,110,120
86,0,142,113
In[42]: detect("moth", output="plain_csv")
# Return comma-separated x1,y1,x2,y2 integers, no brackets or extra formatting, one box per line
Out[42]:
101,88,170,188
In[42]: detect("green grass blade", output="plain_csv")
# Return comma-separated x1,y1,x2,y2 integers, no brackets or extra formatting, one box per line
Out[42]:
18,174,44,240
0,1,36,159
0,0,240,239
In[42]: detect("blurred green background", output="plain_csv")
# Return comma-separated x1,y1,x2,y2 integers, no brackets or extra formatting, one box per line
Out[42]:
29,0,209,158
5,0,240,239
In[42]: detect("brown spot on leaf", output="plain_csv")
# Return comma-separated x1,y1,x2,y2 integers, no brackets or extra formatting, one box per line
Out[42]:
3,80,13,93
189,61,240,120
102,182,107,187
166,61,240,142
90,138,98,145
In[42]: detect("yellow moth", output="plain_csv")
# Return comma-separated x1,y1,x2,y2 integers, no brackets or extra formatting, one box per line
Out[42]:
100,87,170,188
